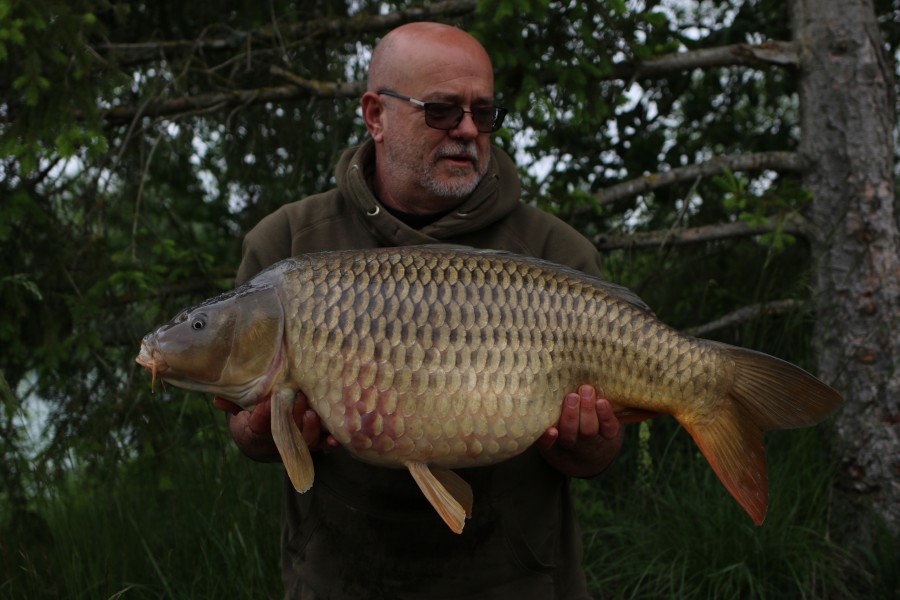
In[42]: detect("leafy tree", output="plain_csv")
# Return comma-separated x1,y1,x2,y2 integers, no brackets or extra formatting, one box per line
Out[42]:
2,0,897,596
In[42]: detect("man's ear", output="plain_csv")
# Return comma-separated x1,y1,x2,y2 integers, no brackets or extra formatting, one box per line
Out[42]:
361,92,385,142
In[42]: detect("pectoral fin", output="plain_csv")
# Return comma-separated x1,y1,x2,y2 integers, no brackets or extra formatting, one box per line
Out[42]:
271,388,315,493
406,462,472,534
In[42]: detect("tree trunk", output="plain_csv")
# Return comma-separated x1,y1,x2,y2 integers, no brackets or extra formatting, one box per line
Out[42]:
791,0,899,545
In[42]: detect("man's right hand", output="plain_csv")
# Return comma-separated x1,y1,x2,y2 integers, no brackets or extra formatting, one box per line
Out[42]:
213,392,338,462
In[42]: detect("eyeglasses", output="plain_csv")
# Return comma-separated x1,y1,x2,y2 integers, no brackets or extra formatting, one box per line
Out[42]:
377,90,508,133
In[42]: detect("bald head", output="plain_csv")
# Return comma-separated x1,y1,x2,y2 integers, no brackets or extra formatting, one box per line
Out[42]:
361,23,498,215
367,23,494,94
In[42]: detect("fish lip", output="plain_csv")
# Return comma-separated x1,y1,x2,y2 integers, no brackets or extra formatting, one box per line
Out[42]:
135,338,169,391
135,338,167,371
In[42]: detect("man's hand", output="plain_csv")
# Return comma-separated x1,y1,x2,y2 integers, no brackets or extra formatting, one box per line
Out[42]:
537,384,623,478
212,392,338,462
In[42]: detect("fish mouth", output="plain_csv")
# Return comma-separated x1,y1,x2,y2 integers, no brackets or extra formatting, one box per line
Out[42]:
135,340,169,392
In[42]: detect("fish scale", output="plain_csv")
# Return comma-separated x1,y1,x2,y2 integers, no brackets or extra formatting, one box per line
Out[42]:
286,249,690,469
136,245,842,533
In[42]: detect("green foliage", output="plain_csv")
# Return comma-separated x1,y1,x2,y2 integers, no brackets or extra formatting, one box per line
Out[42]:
1,0,897,597
0,400,284,599
0,0,107,170
576,427,854,599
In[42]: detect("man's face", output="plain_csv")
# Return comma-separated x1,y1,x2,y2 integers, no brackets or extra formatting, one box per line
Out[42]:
381,91,492,204
373,37,497,213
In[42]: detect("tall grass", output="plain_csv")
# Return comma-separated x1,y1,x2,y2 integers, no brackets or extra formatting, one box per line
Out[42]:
1,404,284,599
576,422,860,599
2,404,895,598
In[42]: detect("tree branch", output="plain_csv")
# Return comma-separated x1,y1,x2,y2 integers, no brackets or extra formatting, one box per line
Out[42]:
610,41,800,81
94,20,799,127
588,151,808,211
96,0,479,66
593,212,810,250
685,299,805,337
101,78,364,126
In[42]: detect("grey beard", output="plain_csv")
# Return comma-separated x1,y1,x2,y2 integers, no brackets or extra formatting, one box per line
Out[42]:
422,143,489,200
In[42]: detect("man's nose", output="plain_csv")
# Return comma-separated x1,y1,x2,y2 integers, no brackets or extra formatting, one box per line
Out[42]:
449,110,480,139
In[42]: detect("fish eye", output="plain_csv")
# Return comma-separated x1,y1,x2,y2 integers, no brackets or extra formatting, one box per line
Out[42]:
191,314,207,330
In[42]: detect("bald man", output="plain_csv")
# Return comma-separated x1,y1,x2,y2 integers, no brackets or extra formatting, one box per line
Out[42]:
216,22,622,600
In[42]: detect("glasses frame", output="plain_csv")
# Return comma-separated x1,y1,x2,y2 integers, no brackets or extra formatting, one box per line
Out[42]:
376,90,508,133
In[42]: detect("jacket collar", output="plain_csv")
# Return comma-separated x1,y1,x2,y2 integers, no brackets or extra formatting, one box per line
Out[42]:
336,139,521,246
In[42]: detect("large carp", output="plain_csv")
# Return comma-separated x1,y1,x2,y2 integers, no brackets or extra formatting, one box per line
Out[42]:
135,246,841,533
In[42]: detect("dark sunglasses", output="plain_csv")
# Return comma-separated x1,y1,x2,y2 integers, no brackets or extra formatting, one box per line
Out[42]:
377,90,508,133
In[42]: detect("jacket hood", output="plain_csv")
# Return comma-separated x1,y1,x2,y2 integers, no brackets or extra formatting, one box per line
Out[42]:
335,139,522,246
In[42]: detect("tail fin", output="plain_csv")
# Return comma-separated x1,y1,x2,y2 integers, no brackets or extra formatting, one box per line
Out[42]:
681,345,842,525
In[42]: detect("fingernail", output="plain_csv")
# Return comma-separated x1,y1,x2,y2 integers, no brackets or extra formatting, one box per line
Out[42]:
565,394,579,408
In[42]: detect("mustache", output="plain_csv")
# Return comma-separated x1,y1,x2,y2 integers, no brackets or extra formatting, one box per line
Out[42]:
434,143,479,163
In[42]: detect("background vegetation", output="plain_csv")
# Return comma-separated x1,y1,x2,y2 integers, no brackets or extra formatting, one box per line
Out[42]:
2,0,897,597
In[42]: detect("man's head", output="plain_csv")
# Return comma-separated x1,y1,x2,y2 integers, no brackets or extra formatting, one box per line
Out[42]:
361,23,502,215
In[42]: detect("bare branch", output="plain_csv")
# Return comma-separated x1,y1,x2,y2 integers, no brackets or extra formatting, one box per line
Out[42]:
686,299,805,337
93,19,799,127
101,79,364,126
593,212,811,250
589,151,809,211
610,41,800,81
273,0,478,40
96,0,479,66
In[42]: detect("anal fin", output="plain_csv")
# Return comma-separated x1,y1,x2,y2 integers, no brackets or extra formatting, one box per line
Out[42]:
271,388,315,493
406,462,472,534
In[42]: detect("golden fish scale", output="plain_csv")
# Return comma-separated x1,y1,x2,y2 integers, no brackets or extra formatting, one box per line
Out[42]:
278,248,728,469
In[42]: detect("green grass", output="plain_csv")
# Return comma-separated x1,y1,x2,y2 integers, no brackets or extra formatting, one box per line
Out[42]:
1,413,284,599
575,422,872,599
2,412,896,599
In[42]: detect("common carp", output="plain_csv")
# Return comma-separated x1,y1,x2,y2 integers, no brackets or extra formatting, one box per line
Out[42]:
135,245,841,533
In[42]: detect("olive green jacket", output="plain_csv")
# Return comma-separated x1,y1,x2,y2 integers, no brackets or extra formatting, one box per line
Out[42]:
237,140,603,600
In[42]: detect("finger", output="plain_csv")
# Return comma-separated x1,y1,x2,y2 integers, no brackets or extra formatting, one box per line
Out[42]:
248,399,272,436
301,410,322,448
557,393,581,447
226,409,251,436
212,397,242,415
294,390,312,412
595,397,621,440
536,427,560,451
577,385,600,438
292,396,307,426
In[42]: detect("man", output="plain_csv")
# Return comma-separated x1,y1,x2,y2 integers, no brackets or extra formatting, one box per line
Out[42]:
214,22,623,600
